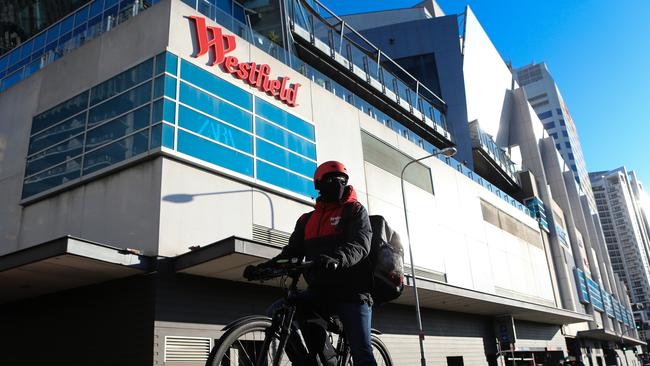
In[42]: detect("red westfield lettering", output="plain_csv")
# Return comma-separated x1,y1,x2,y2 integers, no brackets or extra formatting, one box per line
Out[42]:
189,16,301,107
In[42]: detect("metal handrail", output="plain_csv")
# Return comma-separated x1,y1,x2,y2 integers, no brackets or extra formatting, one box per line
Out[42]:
295,0,446,109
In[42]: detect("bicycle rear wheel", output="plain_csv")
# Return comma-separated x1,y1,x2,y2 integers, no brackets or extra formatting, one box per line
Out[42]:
206,318,297,366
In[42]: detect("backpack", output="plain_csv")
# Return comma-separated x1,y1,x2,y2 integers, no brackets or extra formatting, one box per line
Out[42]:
368,215,405,304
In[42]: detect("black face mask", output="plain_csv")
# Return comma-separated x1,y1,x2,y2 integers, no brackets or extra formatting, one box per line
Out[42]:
319,177,346,202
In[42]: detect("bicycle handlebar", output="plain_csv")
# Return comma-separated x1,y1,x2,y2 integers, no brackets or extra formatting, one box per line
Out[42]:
244,258,314,282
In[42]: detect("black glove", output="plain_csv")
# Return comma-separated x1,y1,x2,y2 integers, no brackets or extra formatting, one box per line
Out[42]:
243,264,258,280
316,255,340,272
243,260,276,280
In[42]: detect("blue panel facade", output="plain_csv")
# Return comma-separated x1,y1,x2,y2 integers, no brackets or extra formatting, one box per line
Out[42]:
23,52,318,199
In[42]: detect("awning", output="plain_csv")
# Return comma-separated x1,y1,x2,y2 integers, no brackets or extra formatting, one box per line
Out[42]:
396,276,593,325
175,236,592,325
577,329,646,346
0,236,152,303
174,236,281,281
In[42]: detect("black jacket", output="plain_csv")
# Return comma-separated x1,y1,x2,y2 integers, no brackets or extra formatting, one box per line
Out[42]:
275,186,373,303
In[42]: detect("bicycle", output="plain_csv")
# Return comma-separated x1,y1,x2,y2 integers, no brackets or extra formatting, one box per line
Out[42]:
205,258,393,365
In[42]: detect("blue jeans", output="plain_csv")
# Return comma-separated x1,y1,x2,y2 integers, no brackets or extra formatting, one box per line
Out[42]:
267,290,377,366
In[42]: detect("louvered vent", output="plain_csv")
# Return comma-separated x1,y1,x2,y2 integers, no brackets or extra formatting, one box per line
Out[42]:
164,336,212,362
252,224,291,247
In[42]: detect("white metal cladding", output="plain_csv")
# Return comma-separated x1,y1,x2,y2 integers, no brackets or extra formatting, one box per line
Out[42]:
164,336,213,362
252,224,291,247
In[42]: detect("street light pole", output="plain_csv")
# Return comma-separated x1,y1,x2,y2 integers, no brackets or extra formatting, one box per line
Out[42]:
400,147,457,366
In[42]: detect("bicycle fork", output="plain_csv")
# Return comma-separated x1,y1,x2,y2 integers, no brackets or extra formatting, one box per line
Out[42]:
257,307,297,366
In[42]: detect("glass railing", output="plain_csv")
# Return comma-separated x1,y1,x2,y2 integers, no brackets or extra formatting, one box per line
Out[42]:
0,0,161,93
288,0,451,141
525,197,550,231
468,120,520,184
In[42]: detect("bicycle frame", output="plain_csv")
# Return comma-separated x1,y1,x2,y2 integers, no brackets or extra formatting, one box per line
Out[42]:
254,272,353,366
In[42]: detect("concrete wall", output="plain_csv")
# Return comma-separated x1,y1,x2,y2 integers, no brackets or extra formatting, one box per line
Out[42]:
462,7,514,144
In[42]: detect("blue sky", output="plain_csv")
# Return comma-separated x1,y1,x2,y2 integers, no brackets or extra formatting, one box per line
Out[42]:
326,0,650,187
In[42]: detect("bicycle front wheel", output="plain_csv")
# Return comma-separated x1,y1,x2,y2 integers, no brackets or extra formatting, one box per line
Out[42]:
344,334,393,366
206,318,296,366
369,334,393,366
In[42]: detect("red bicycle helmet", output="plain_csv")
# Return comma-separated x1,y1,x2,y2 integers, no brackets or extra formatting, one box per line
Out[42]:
314,161,349,189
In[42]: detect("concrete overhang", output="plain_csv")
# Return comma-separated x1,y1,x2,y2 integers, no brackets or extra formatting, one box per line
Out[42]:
0,236,152,304
174,236,593,325
174,236,281,280
577,329,646,346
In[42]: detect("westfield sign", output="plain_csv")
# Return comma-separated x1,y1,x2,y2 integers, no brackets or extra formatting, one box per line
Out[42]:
188,16,301,107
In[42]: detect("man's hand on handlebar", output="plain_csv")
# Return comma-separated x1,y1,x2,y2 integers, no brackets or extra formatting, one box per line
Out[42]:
315,254,340,272
243,258,315,281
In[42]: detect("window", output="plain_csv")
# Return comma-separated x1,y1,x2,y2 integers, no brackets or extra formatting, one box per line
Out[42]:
556,144,561,150
550,133,558,139
528,93,548,102
562,130,569,137
180,59,252,110
178,82,252,132
571,164,577,171
256,139,316,178
255,118,316,159
568,153,574,160
556,108,562,115
255,97,314,141
537,110,553,120
565,142,571,148
177,129,254,178
544,121,556,129
22,53,175,199
90,59,153,105
447,357,464,366
560,119,566,126
178,105,252,153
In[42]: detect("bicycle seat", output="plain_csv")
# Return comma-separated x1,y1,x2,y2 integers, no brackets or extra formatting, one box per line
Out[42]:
326,315,344,334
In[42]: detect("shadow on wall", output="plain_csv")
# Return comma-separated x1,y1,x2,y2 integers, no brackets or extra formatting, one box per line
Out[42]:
163,189,276,229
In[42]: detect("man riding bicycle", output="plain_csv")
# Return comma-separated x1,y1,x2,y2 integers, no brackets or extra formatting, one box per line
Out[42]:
244,160,376,366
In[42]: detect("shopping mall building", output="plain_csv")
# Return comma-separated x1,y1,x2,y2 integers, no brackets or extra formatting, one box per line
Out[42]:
0,0,644,365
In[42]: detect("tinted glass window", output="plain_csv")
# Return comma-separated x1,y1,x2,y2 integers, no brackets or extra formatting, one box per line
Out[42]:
90,59,153,105
177,130,254,177
256,97,314,140
22,158,82,198
178,105,252,153
255,117,316,159
180,60,252,110
256,160,316,198
88,81,151,126
537,110,552,120
32,91,89,134
29,112,86,155
179,82,252,131
26,135,84,176
256,138,316,177
85,105,150,150
83,130,149,175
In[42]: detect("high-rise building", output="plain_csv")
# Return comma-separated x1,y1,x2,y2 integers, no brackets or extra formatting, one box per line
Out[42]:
513,63,596,213
591,167,650,339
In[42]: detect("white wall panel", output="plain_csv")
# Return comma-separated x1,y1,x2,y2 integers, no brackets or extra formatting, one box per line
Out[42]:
158,158,253,256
